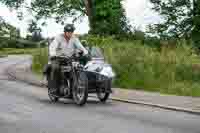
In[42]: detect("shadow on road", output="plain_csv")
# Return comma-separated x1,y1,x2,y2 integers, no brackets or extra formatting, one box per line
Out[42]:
37,98,114,108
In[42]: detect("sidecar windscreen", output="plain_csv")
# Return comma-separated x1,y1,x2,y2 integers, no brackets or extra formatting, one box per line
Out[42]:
89,47,104,60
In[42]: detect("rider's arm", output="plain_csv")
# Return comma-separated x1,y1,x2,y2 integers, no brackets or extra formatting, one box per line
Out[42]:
74,38,88,55
49,37,59,57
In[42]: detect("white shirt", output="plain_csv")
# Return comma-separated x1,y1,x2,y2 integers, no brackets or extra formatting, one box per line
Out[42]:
49,34,88,57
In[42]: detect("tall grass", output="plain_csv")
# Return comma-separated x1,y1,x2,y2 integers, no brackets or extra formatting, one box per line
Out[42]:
101,40,200,97
32,40,200,97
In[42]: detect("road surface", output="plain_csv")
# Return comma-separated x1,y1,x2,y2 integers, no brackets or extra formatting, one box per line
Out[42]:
0,55,200,133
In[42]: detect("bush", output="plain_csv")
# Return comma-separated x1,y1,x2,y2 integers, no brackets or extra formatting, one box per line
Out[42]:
0,41,8,50
7,40,18,48
32,48,48,74
0,37,41,49
16,40,39,48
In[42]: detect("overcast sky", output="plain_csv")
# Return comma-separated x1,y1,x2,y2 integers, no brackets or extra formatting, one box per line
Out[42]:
0,0,161,38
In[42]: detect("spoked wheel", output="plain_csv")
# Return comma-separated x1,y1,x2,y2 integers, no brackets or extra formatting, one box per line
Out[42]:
48,88,59,102
97,92,110,103
97,80,112,103
73,71,88,106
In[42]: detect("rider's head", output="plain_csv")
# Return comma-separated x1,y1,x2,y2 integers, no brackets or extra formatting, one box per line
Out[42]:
64,24,75,39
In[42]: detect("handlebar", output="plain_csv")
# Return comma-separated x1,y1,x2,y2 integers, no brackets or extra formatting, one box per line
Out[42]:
50,52,83,63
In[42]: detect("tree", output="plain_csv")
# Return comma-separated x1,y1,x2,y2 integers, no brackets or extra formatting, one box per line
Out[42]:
27,20,43,42
192,0,200,49
0,0,131,36
28,20,39,34
149,0,200,40
89,0,132,35
0,17,7,36
16,28,20,38
0,16,19,39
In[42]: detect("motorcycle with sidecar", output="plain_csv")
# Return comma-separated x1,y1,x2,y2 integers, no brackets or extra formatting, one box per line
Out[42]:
43,46,115,106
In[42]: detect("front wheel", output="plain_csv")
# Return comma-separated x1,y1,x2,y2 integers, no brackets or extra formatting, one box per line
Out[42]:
72,71,88,106
48,88,59,102
46,75,59,102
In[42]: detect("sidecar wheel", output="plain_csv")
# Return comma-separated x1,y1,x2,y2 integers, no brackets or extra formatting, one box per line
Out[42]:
73,72,88,106
97,92,110,102
97,80,111,103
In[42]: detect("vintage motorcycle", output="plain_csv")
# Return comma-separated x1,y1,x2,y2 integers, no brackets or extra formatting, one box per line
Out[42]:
43,47,115,106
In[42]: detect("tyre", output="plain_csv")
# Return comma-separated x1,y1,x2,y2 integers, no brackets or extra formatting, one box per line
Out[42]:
48,88,59,102
97,92,110,103
72,71,88,106
97,80,111,103
47,75,59,102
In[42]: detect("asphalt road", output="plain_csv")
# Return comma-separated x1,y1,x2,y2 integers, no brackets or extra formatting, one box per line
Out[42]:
0,55,200,133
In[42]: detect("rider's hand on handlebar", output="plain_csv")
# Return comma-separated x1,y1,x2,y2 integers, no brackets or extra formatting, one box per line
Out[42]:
78,50,84,57
50,56,57,61
74,50,84,58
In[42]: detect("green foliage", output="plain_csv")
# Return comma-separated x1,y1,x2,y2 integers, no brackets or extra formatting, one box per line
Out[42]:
149,0,199,39
192,0,200,51
0,36,41,48
0,0,131,36
0,17,8,36
0,16,20,39
6,39,18,48
27,19,43,42
81,35,116,46
149,0,200,52
89,0,132,35
32,48,48,74
134,30,145,42
0,40,8,50
28,20,38,33
144,36,161,48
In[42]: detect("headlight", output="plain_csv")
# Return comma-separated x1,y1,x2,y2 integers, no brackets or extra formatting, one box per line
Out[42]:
95,66,103,72
100,66,115,78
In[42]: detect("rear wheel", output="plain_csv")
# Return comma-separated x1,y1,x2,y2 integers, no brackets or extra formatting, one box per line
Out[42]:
73,71,88,106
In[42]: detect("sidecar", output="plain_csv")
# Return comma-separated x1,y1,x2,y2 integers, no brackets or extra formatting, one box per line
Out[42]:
84,47,115,102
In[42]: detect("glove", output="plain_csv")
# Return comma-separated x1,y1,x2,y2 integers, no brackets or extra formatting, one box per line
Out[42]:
50,56,57,61
78,50,84,56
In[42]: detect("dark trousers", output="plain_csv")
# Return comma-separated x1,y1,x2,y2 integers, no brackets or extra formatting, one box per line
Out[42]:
48,60,61,92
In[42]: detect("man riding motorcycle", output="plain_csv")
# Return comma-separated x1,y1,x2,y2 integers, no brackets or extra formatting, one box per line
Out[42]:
48,24,88,95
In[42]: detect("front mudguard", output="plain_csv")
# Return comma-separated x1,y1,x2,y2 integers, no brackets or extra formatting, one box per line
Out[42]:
86,71,113,93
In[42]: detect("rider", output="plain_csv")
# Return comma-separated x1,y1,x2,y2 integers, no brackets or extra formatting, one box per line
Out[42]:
48,23,88,95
